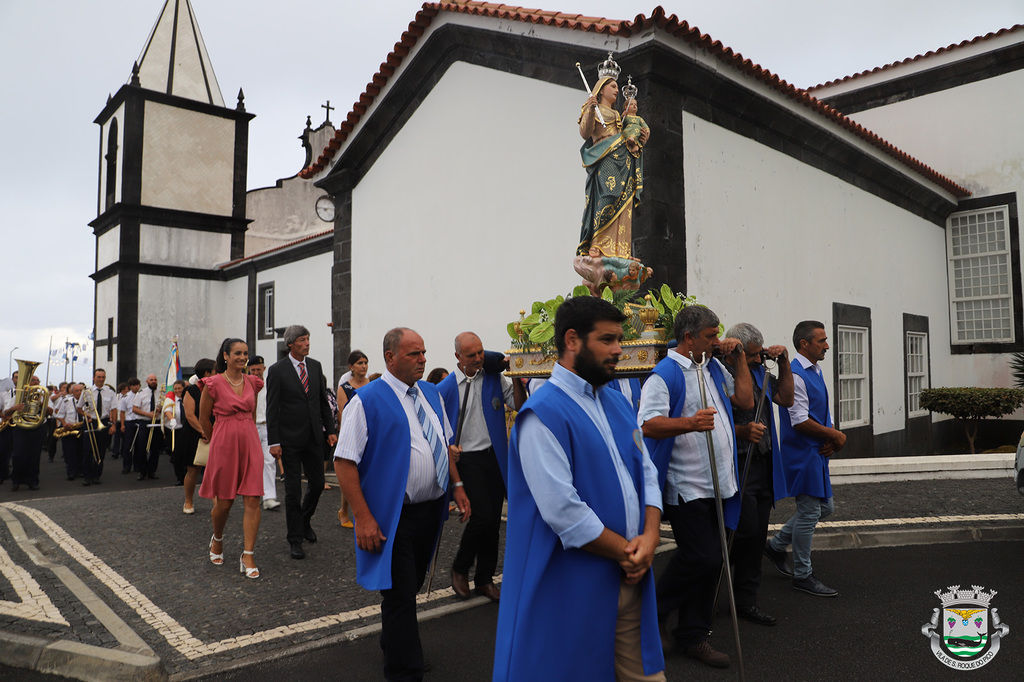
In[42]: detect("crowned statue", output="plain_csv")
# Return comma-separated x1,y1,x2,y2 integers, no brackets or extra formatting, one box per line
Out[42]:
573,53,652,293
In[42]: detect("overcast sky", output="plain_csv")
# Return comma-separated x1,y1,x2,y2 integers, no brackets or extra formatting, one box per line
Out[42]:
0,0,1020,381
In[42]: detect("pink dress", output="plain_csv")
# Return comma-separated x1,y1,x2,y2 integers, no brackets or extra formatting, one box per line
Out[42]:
198,374,264,500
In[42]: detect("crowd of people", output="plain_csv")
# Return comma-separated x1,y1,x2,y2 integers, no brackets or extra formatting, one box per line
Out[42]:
0,305,845,681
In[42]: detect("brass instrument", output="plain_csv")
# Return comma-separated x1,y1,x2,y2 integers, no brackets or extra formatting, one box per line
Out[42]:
9,359,48,430
54,425,81,439
80,386,103,464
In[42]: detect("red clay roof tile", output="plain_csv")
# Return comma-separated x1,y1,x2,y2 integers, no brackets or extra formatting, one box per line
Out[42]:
298,2,969,197
810,24,1024,91
219,229,333,269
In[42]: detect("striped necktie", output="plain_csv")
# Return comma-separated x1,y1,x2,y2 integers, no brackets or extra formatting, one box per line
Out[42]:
298,362,309,393
407,384,448,492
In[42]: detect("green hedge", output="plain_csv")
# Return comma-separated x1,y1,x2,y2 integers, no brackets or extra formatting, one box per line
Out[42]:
920,387,1024,453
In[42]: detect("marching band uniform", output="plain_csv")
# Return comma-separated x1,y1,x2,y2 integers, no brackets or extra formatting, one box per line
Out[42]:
0,388,14,483
132,383,163,479
55,393,83,480
78,383,116,485
123,388,145,474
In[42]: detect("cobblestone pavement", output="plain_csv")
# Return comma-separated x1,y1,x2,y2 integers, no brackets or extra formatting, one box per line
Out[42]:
0,472,1020,679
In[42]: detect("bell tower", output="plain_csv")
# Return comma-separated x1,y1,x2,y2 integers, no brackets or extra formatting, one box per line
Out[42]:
90,0,254,380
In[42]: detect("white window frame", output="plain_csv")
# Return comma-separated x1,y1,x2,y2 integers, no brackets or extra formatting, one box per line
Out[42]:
259,283,275,338
836,325,870,429
946,206,1014,344
905,331,929,418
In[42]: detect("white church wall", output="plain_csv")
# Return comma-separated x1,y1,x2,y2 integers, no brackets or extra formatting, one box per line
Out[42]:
350,62,582,368
137,274,226,376
97,101,125,212
255,252,334,380
838,69,1024,396
138,224,232,268
682,112,952,438
96,225,120,271
204,277,248,366
95,275,118,377
141,101,235,216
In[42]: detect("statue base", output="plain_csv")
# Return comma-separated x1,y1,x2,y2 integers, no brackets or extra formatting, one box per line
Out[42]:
506,339,667,379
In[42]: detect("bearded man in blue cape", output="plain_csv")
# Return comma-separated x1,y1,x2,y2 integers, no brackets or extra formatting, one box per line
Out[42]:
494,296,665,682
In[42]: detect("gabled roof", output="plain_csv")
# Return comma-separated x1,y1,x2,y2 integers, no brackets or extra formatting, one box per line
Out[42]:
809,24,1024,91
134,0,225,106
300,2,968,197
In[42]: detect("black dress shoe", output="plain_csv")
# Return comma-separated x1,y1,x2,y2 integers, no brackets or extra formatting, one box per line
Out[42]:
474,583,500,602
451,570,471,599
737,604,777,626
82,480,92,487
304,527,317,543
137,473,146,481
290,542,306,560
28,484,38,490
11,484,20,492
763,543,794,577
684,639,730,668
147,474,159,480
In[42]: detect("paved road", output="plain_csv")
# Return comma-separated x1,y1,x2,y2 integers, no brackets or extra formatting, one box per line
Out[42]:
200,540,1023,681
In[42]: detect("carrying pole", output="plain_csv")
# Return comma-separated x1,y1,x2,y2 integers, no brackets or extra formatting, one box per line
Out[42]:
691,351,745,681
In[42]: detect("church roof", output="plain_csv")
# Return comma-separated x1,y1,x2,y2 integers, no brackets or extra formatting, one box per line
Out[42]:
218,229,333,269
808,24,1024,91
299,2,969,198
134,0,225,106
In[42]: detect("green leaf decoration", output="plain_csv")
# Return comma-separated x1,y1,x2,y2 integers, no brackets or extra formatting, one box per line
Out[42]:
651,297,665,314
601,286,614,302
572,285,591,298
529,320,555,344
507,322,519,340
532,301,544,315
523,312,542,326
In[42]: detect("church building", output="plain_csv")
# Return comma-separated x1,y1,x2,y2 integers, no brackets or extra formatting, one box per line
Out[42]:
91,1,1024,457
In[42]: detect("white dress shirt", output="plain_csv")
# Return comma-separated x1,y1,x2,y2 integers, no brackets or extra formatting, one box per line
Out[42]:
443,367,515,452
638,349,738,504
78,384,117,422
54,395,81,426
516,364,662,549
131,386,159,421
788,353,820,426
335,369,454,503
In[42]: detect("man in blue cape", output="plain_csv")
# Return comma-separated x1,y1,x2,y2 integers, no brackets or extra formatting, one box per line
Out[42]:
335,327,471,681
765,320,846,598
437,333,524,602
494,296,665,682
639,304,753,669
721,323,794,626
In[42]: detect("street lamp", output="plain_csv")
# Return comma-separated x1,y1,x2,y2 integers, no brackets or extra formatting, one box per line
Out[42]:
8,347,18,376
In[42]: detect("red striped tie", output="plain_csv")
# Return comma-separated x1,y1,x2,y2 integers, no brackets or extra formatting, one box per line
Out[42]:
298,362,309,393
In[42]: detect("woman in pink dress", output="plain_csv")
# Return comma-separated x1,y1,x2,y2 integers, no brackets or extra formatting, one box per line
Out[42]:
199,338,271,579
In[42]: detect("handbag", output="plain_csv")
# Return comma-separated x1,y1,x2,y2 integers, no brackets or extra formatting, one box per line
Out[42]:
193,439,210,466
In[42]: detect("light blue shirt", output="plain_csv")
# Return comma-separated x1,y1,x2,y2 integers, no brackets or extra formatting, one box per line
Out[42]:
638,350,738,503
517,364,662,550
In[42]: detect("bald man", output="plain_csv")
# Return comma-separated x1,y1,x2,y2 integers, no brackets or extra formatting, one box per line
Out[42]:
437,332,525,601
131,373,163,480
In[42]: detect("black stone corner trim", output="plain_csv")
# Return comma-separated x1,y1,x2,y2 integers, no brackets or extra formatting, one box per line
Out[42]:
819,41,1024,115
949,192,1023,355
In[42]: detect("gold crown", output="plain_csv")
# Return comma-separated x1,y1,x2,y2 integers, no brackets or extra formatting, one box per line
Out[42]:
598,52,620,80
934,585,997,607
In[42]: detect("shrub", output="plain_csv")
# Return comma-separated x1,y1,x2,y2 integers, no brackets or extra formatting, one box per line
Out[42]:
919,387,1024,453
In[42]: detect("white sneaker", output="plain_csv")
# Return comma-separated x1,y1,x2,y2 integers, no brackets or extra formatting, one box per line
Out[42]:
262,498,281,510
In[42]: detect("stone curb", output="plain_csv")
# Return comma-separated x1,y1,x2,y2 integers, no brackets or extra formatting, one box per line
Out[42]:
0,630,166,682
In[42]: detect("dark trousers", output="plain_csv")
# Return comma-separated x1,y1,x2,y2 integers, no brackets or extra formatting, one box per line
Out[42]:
0,428,12,481
81,422,109,482
111,426,121,459
62,434,83,479
124,421,142,472
132,423,162,475
171,430,189,483
11,428,45,486
452,447,505,585
731,453,773,609
380,497,444,682
281,436,325,544
657,497,722,646
45,419,57,461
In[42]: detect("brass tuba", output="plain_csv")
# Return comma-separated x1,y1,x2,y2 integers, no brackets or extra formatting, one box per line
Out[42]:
9,359,48,429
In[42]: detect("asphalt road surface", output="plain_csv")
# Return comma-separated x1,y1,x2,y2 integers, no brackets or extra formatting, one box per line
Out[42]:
200,539,1022,681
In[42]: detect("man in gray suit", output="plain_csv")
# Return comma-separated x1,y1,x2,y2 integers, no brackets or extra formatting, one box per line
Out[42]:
267,325,337,559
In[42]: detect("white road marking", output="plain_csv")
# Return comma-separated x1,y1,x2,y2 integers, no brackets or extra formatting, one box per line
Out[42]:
660,512,1024,532
0,524,68,626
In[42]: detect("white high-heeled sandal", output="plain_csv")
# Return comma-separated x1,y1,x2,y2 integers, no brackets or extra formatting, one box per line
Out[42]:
239,550,259,579
209,534,224,565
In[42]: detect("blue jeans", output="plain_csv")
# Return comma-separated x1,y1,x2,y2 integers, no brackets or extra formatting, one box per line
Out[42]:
769,495,834,579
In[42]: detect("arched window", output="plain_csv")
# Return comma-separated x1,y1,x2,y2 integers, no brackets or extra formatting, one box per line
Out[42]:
105,119,118,211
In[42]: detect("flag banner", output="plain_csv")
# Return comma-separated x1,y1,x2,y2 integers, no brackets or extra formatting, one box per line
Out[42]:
163,338,182,393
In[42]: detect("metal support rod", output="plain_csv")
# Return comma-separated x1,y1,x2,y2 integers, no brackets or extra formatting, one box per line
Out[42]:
691,351,745,681
711,361,775,617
